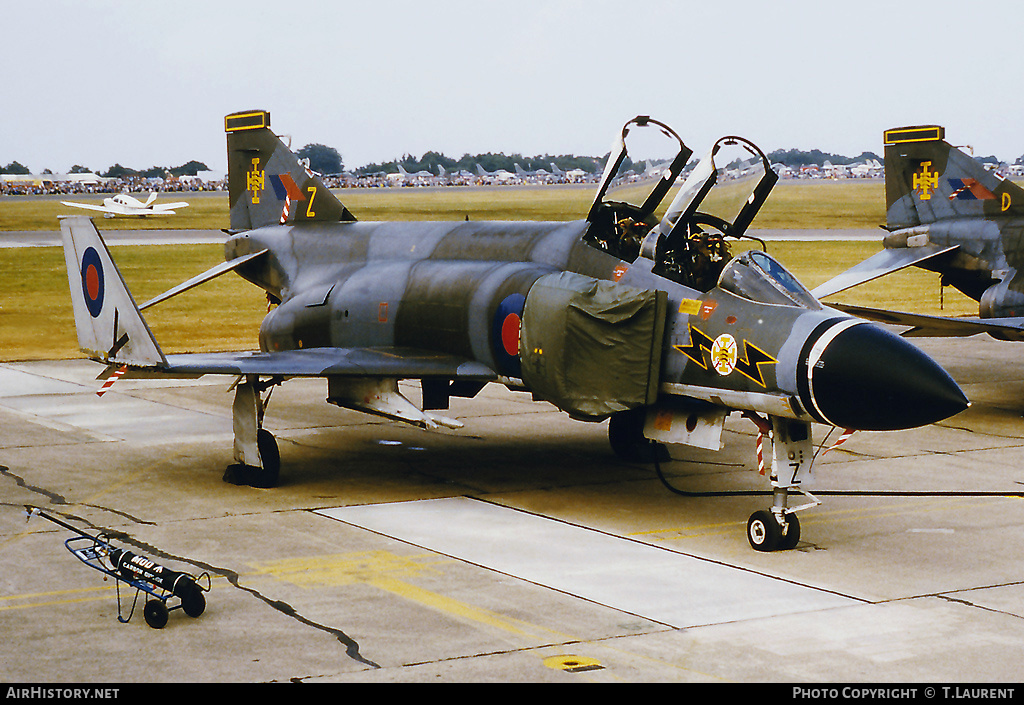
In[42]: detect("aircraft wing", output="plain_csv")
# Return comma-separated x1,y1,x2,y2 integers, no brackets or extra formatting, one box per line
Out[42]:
826,302,1024,341
61,201,115,214
140,346,498,379
810,244,959,299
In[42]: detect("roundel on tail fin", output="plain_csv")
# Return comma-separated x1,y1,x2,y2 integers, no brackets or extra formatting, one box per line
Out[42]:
81,246,104,318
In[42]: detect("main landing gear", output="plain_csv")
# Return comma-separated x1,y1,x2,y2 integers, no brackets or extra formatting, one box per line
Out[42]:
223,375,282,488
743,414,819,552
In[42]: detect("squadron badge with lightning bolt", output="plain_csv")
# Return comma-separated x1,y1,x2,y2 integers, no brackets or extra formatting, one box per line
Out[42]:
674,324,778,387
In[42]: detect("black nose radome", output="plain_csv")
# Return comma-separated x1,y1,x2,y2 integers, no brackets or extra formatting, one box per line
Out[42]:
799,320,969,431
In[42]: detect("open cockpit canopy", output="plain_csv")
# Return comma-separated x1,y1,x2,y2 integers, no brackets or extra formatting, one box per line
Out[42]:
586,118,778,291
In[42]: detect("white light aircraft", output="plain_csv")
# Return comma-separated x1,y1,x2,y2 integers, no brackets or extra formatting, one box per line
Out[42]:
61,192,190,218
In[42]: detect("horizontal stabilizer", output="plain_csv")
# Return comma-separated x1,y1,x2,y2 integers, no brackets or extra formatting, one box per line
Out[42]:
140,249,268,310
811,244,958,299
828,303,1024,341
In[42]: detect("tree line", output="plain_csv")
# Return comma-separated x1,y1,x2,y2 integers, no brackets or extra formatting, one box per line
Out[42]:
354,150,603,177
6,142,1021,181
0,160,211,178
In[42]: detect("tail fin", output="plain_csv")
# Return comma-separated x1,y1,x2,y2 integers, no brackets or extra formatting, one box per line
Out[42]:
60,216,166,367
225,110,356,231
884,125,1024,228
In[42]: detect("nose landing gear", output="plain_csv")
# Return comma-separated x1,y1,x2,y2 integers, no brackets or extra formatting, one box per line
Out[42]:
745,415,820,552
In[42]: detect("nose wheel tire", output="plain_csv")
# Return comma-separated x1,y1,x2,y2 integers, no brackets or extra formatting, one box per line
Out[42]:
747,510,800,551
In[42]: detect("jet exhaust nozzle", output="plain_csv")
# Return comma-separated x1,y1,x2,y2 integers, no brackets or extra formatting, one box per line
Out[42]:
800,321,968,431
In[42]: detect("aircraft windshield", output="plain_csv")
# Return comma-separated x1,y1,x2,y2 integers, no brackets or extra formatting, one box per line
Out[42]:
718,250,821,309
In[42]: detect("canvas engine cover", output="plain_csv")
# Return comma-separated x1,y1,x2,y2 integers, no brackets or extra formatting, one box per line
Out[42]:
519,271,667,420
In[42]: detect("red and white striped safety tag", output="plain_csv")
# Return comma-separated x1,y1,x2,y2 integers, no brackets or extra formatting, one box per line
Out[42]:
96,365,127,397
756,432,766,476
823,428,855,454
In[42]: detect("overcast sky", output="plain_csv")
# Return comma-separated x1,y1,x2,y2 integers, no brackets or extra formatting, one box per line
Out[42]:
6,0,1024,174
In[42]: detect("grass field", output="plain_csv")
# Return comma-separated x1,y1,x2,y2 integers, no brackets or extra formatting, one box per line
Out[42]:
0,179,886,231
0,180,977,362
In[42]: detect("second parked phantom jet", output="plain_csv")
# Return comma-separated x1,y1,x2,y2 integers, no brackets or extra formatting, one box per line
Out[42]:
60,111,968,550
813,126,1024,341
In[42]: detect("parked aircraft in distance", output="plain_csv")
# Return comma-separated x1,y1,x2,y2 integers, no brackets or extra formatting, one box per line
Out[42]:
386,164,434,184
514,163,552,180
849,159,882,178
61,192,189,218
814,125,1024,341
60,111,967,551
475,163,515,181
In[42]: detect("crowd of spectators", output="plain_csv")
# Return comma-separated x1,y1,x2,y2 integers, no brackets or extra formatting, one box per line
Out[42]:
0,174,226,196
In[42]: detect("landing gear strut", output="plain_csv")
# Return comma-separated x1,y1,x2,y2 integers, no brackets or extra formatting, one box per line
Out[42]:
745,415,819,551
224,375,282,488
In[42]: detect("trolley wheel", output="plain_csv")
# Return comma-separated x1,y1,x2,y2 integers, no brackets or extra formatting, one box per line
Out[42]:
143,599,169,629
180,584,206,618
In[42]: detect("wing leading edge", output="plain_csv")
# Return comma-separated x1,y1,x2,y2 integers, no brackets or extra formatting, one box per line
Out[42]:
154,346,497,379
827,302,1024,341
811,244,958,299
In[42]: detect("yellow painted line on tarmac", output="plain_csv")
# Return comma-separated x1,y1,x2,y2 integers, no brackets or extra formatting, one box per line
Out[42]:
247,547,725,681
0,577,229,613
0,585,115,612
247,549,574,641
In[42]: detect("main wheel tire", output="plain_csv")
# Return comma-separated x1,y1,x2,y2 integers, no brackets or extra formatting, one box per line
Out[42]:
143,599,169,629
747,510,781,552
252,429,281,488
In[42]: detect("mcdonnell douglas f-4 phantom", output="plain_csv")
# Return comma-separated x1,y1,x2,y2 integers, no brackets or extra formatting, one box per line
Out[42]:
814,125,1024,342
60,111,968,551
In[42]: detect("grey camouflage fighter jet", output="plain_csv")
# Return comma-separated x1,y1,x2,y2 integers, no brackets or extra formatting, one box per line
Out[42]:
814,125,1024,341
60,111,968,551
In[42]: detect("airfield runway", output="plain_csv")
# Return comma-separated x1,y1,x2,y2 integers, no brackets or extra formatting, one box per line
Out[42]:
2,331,1024,684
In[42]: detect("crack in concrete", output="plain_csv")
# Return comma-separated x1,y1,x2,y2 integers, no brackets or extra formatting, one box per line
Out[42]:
3,463,380,670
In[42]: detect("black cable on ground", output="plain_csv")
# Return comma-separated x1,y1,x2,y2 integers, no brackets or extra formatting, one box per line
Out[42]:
653,455,1024,499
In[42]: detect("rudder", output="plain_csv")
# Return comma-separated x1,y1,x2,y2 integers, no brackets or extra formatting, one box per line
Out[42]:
225,110,355,231
884,125,1024,228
